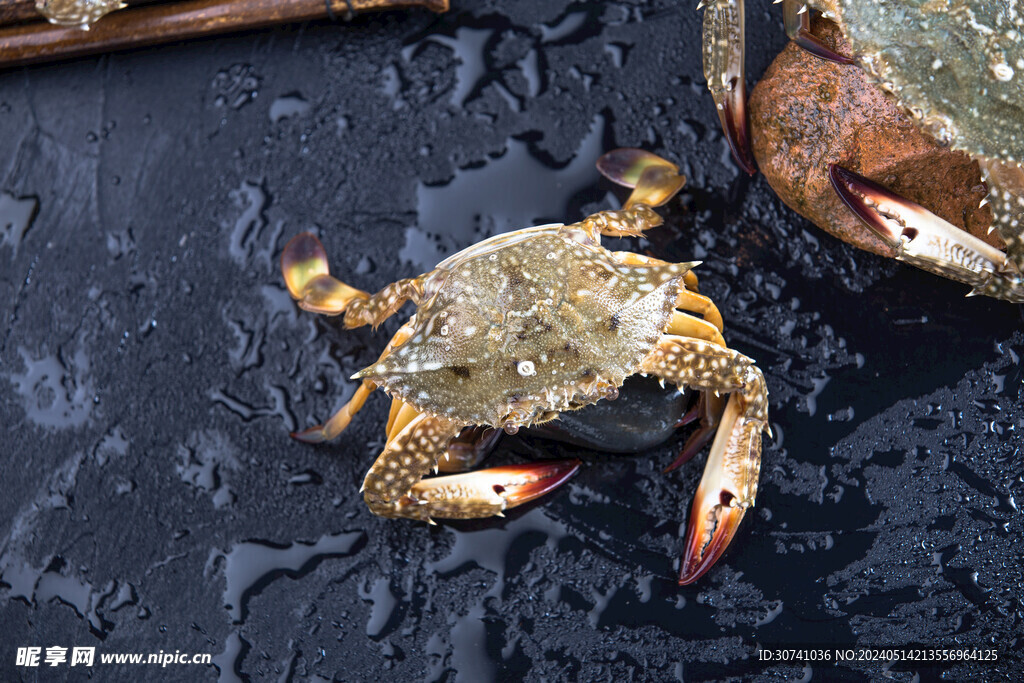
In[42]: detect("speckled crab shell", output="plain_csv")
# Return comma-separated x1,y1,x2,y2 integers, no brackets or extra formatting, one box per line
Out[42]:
353,223,691,428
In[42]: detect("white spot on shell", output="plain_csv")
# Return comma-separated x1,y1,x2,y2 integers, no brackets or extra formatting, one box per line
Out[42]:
992,62,1014,82
517,360,536,377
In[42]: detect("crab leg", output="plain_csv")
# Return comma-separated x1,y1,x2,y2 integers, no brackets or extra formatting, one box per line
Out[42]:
668,310,726,349
442,426,503,473
608,247,722,329
363,411,580,522
390,399,503,472
665,391,727,473
293,321,417,443
781,0,853,64
829,165,1024,303
282,232,424,328
596,148,687,209
663,311,728,472
698,0,756,174
676,289,724,331
577,206,666,239
641,335,768,585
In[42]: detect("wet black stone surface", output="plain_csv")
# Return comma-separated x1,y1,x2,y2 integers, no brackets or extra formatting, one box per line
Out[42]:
1,1,1022,681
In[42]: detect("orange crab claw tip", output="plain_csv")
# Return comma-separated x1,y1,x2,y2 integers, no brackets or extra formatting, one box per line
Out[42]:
828,164,906,247
491,459,582,508
282,232,330,299
678,497,746,586
290,426,327,444
719,92,757,176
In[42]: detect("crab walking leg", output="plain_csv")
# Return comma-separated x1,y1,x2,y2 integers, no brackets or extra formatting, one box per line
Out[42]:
830,165,1024,303
577,206,665,238
676,288,724,332
362,411,580,521
699,0,756,174
781,0,854,64
387,401,420,441
683,270,701,293
293,322,418,444
663,310,728,471
596,148,687,209
605,250,723,331
292,379,376,443
440,426,503,473
282,232,424,328
665,391,727,473
640,335,768,585
386,396,407,437
667,310,727,348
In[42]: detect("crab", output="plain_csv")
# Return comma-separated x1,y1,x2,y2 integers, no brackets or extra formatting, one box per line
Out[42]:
281,149,770,585
35,0,126,29
700,0,1024,302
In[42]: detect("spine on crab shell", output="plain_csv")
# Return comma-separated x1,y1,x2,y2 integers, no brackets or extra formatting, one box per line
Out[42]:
979,161,1024,279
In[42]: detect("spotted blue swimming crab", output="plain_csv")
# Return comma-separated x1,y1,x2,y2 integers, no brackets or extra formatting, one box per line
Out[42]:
281,150,770,584
700,0,1024,301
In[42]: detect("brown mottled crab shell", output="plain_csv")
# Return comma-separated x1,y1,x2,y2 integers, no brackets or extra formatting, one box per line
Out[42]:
354,224,689,427
833,0,1024,165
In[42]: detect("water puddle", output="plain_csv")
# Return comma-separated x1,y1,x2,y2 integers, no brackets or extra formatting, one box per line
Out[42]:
92,426,129,467
1,555,127,638
208,530,366,624
9,345,93,429
0,191,39,254
402,27,494,108
225,180,281,270
423,508,570,680
400,115,606,271
359,577,399,638
428,506,569,597
209,383,297,433
176,430,241,509
269,93,311,123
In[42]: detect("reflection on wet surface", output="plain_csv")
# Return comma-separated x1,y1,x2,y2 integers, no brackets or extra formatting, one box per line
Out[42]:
0,0,1021,681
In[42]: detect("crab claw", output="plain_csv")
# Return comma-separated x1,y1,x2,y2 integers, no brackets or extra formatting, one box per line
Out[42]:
664,391,726,474
678,391,762,585
700,0,757,174
400,459,582,519
282,232,370,315
597,149,687,209
782,0,854,64
829,165,1024,302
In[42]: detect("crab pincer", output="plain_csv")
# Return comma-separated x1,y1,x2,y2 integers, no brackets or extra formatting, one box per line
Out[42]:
637,337,767,585
698,0,756,175
830,165,1024,302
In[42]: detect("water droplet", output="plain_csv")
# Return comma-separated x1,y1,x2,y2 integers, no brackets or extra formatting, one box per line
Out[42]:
269,93,311,123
